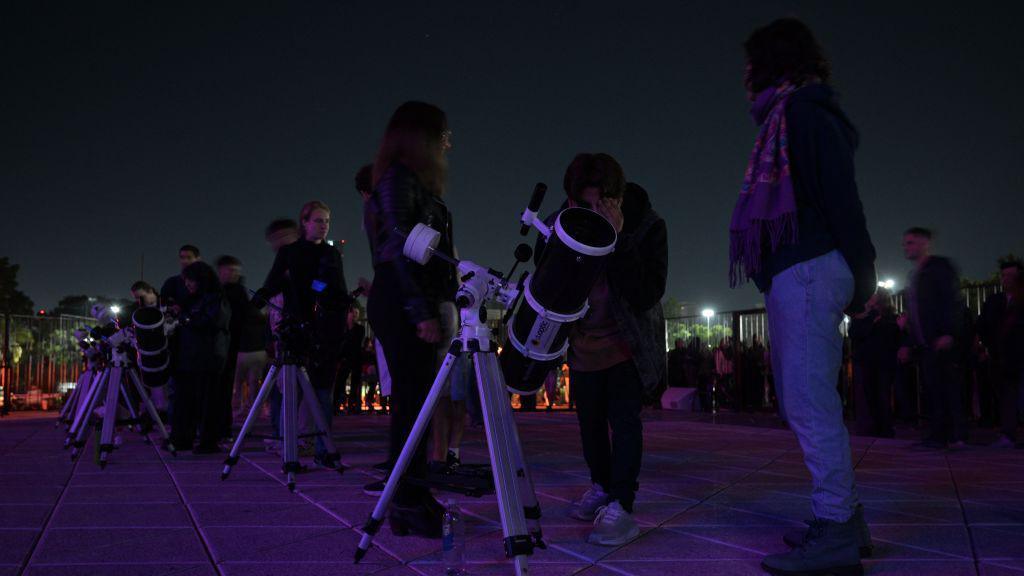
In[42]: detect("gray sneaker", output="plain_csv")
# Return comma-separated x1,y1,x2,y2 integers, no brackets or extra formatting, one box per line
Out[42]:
569,483,611,521
587,501,640,546
784,503,872,558
765,517,863,576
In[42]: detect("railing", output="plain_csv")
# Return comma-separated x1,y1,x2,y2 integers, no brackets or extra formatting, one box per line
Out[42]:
1,314,91,412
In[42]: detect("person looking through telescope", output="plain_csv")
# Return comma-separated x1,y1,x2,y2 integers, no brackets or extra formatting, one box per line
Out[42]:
551,154,668,547
363,101,457,537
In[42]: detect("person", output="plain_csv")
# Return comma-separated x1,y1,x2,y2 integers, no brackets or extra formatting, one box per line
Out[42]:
363,101,457,536
850,289,900,438
336,307,366,414
977,258,1024,447
899,227,967,450
730,18,877,575
713,337,735,406
428,301,468,474
258,201,350,470
170,261,230,454
216,255,268,428
160,245,201,309
666,338,687,388
745,334,767,410
131,281,159,308
552,154,667,547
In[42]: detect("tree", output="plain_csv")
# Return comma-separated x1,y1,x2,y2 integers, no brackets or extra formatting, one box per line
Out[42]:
0,257,34,315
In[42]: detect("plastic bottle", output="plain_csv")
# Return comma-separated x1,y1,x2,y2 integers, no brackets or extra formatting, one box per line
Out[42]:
442,498,466,576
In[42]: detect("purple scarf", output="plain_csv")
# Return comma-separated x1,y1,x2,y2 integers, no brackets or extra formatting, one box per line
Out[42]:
729,82,800,287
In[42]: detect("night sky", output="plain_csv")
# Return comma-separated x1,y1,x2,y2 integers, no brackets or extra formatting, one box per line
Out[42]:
4,1,1022,314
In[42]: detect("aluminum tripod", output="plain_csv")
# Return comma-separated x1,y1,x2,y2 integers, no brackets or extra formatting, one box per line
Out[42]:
355,306,545,576
221,349,343,492
66,348,175,466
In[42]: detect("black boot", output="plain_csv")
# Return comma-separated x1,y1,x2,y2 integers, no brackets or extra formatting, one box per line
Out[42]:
763,517,862,576
388,500,443,539
784,504,872,558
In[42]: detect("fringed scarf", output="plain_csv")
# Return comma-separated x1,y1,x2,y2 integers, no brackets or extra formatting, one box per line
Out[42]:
729,81,800,287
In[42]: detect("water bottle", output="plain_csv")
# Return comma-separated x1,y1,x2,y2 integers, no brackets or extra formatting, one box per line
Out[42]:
442,499,466,576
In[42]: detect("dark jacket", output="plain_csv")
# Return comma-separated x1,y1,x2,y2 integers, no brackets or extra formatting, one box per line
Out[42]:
223,281,267,353
849,310,901,371
259,238,350,323
753,84,877,314
538,184,668,396
175,292,231,373
365,162,457,324
907,256,964,350
160,275,189,307
978,292,1024,378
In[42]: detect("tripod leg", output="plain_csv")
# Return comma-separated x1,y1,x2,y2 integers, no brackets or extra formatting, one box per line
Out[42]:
505,387,545,548
119,380,141,435
355,349,459,563
222,365,279,479
58,370,86,425
475,351,532,576
98,366,123,468
70,368,108,458
128,370,175,455
67,369,102,447
282,364,299,492
297,368,341,468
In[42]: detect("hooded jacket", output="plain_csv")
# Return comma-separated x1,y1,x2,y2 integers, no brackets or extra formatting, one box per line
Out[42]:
538,183,668,396
753,84,877,314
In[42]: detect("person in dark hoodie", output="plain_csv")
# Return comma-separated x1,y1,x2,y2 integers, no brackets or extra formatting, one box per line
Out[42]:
977,258,1024,448
731,18,877,575
551,153,668,547
899,227,967,450
171,261,231,454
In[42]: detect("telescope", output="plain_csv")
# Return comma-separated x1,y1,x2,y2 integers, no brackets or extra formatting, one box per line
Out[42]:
403,182,617,395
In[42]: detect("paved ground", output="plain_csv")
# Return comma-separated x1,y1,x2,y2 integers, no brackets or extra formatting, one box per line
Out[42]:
2,409,1023,575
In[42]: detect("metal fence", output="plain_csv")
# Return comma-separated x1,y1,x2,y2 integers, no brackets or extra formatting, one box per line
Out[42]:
1,314,91,412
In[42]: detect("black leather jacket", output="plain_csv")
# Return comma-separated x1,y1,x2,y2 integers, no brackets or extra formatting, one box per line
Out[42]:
365,162,457,324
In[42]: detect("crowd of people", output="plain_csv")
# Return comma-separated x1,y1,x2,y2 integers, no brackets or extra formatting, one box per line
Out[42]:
89,16,1020,576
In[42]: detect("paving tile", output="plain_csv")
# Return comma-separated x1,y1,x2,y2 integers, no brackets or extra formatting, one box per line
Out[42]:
870,525,974,559
411,561,590,575
0,483,65,504
32,528,207,564
69,472,173,486
202,526,369,563
860,560,977,575
0,504,52,528
49,502,191,528
599,559,766,576
0,528,38,564
603,528,761,561
980,560,1024,575
179,484,305,503
218,561,400,576
963,500,1024,525
664,503,806,527
23,564,216,576
972,525,1024,559
62,484,181,504
190,501,344,527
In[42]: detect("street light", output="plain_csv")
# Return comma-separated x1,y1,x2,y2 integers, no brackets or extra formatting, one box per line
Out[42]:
701,308,714,346
877,278,896,290
110,305,121,316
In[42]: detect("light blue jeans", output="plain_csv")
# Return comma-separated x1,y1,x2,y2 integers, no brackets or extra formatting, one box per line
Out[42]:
766,250,859,523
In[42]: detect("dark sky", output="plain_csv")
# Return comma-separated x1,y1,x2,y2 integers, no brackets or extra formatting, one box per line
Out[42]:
4,1,1022,313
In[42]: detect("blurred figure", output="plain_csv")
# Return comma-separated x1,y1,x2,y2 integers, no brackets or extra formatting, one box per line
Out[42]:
899,227,966,449
161,245,201,309
337,307,366,414
850,289,900,438
217,255,267,428
977,258,1024,447
364,101,456,536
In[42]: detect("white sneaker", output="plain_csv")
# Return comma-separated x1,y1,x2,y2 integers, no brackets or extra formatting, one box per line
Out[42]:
587,501,640,546
570,483,611,522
